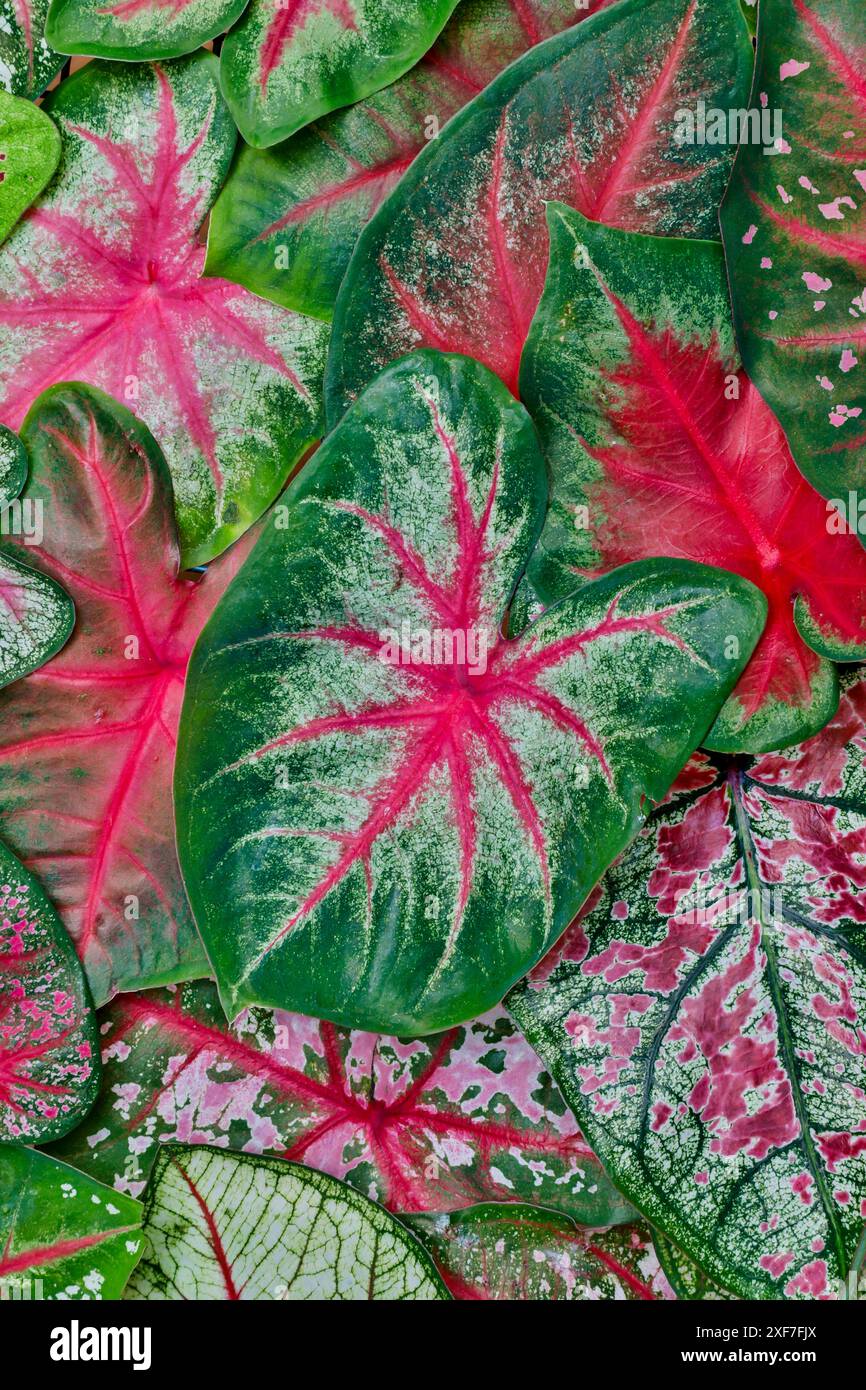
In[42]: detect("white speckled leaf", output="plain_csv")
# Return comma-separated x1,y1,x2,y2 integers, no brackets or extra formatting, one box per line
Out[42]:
0,546,73,689
654,1231,739,1299
125,1144,449,1299
0,423,25,503
46,0,248,61
0,0,62,98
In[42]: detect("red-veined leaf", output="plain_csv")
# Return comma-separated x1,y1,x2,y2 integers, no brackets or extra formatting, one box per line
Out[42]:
0,839,99,1143
125,1144,449,1299
519,205,866,753
49,980,635,1225
722,0,866,531
0,1145,142,1300
325,0,754,418
175,348,766,1034
408,1204,673,1300
219,0,461,150
0,383,259,1006
206,0,611,321
0,53,328,567
45,0,249,61
0,0,62,98
509,669,866,1300
0,87,59,243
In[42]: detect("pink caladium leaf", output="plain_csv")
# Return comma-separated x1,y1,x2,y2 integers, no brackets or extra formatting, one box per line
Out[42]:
175,349,766,1034
206,0,610,321
0,839,99,1144
49,980,635,1226
0,0,63,98
325,0,754,419
519,205,866,753
0,53,328,567
0,1145,143,1300
408,1205,674,1300
509,669,866,1300
0,383,260,1006
125,1144,449,1300
219,0,461,150
45,0,249,62
721,0,866,535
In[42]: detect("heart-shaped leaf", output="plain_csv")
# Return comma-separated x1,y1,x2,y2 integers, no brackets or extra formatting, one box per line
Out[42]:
176,348,766,1034
509,670,866,1300
519,205,866,753
125,1144,449,1299
654,1231,738,1299
0,383,259,1006
205,0,596,321
0,839,99,1143
0,1145,142,1300
721,0,866,529
0,0,62,98
0,53,328,567
49,981,634,1225
45,0,249,61
408,1204,672,1300
0,88,59,243
219,0,461,150
325,0,754,418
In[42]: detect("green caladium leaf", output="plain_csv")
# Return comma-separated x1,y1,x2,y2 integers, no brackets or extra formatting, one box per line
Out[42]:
45,0,248,60
0,1145,142,1299
0,839,99,1143
0,87,59,243
205,0,598,321
721,0,866,532
325,0,754,417
176,348,766,1034
509,669,866,1300
408,1204,673,1300
519,205,866,754
0,0,62,98
50,981,635,1226
0,424,26,503
220,0,462,150
654,1232,738,1300
0,53,328,567
125,1144,449,1299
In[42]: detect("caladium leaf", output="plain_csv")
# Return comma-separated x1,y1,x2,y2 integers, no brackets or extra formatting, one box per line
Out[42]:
721,0,866,530
0,549,74,691
654,1231,738,1299
176,348,766,1034
0,88,59,244
205,0,602,321
0,1145,142,1300
125,1144,449,1299
0,383,259,1006
0,423,26,503
50,981,634,1226
219,0,461,150
0,839,99,1143
509,669,866,1300
325,0,754,418
0,0,62,98
520,205,866,754
0,53,328,568
408,1204,673,1300
45,0,249,61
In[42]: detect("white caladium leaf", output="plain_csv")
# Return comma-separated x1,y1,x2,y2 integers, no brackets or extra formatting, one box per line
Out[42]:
49,981,634,1226
0,53,328,567
0,1145,143,1300
175,349,766,1034
0,547,74,690
125,1144,449,1299
509,670,866,1300
0,0,62,98
408,1204,673,1300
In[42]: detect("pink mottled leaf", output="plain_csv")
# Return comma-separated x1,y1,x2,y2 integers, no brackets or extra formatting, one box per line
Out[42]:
510,669,866,1300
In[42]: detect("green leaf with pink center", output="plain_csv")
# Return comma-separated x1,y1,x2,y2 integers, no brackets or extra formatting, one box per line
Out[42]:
46,0,248,61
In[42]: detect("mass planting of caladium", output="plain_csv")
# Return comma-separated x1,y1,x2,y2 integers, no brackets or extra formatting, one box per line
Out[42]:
50,981,634,1225
0,1144,143,1299
520,205,866,753
0,840,99,1143
0,52,328,566
0,0,62,97
126,1144,449,1299
722,0,866,531
325,0,754,416
0,87,59,242
176,349,765,1033
0,383,261,1005
509,669,866,1300
206,0,595,321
